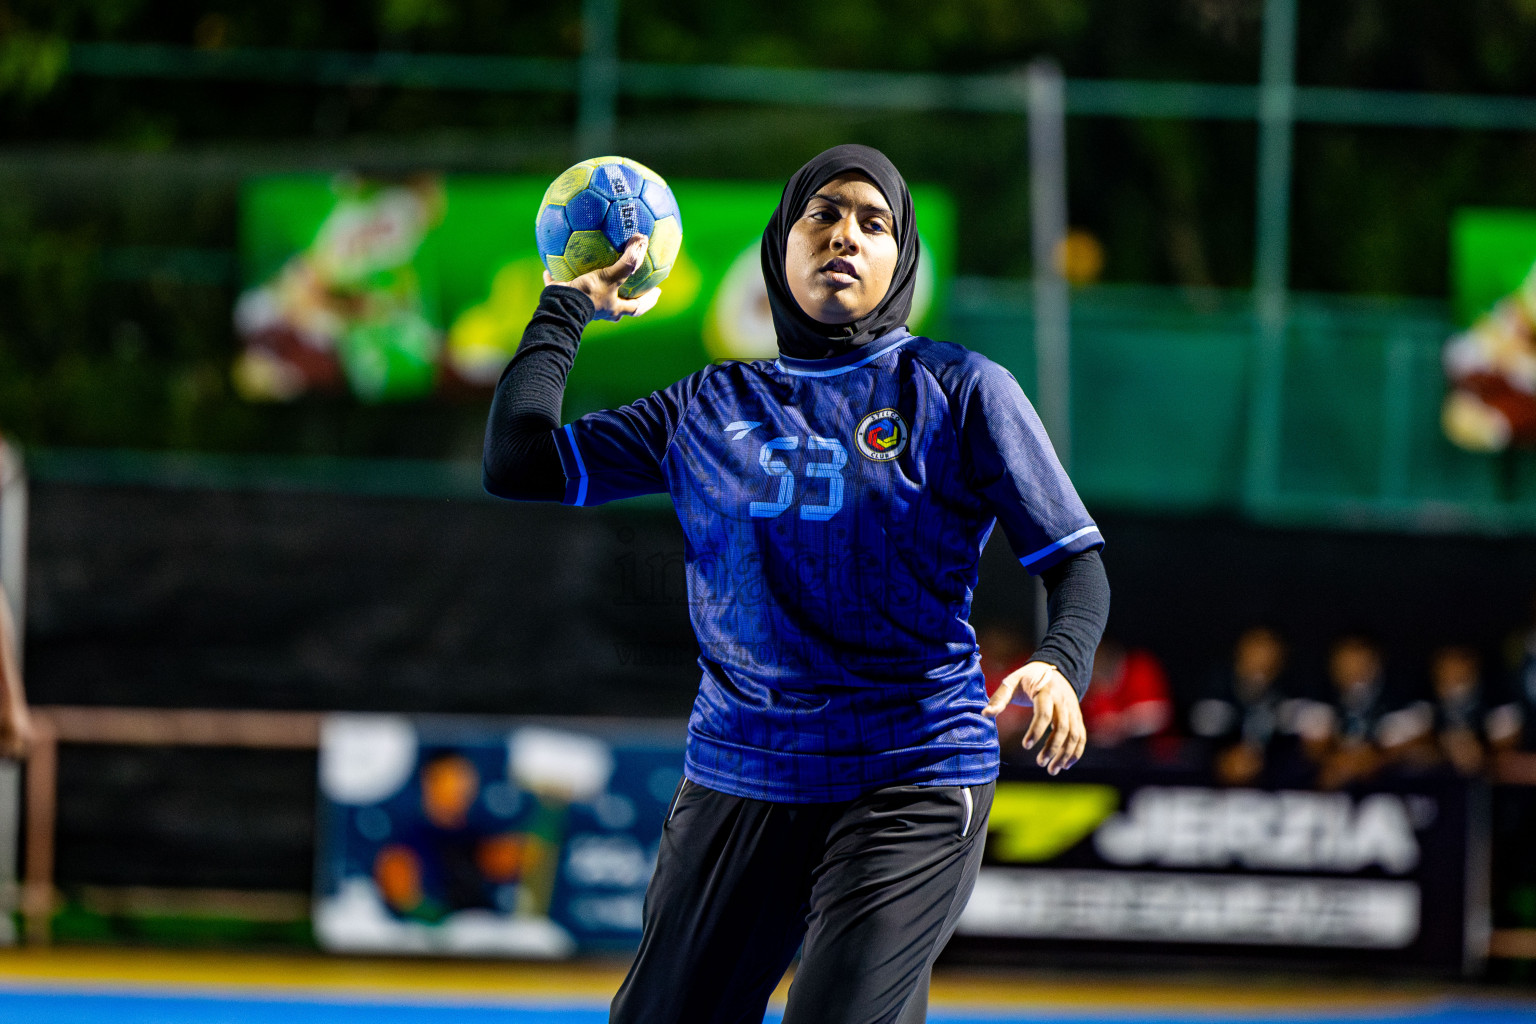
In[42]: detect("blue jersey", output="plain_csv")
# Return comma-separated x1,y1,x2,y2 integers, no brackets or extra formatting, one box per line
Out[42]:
551,328,1102,802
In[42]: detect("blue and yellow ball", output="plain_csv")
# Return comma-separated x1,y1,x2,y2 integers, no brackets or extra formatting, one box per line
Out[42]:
535,156,682,299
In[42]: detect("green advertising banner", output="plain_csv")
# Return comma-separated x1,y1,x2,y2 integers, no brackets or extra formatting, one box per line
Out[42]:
1450,207,1536,327
236,173,955,413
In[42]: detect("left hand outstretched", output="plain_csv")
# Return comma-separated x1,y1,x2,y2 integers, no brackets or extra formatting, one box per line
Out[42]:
984,661,1085,775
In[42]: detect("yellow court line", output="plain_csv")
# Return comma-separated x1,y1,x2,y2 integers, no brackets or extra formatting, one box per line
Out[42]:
925,970,1458,1010
0,948,629,1000
0,948,1524,1013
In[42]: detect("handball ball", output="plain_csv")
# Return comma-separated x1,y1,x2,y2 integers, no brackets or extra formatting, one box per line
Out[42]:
535,156,682,299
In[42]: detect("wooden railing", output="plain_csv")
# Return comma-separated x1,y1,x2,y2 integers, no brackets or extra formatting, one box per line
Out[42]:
22,706,322,944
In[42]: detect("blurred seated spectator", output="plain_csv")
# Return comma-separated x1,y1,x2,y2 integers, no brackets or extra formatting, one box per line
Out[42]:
1189,626,1296,785
1297,633,1412,789
1491,601,1536,757
1080,637,1172,748
1428,645,1496,775
1385,645,1501,777
978,622,1035,757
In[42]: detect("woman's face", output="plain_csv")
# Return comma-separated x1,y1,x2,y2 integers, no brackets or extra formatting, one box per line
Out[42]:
785,173,899,325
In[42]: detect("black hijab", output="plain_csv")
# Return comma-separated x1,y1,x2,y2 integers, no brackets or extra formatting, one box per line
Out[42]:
761,144,920,360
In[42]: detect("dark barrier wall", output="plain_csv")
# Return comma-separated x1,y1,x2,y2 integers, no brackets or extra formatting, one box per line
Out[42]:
27,484,705,716
23,480,1536,891
57,747,317,891
28,481,1536,713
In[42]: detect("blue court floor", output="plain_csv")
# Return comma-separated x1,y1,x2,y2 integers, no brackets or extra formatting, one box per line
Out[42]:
0,949,1531,1024
0,990,1534,1024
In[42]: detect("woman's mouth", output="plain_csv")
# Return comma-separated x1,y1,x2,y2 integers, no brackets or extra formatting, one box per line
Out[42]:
820,258,859,282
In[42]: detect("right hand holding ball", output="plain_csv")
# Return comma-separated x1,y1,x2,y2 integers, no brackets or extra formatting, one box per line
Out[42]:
546,235,662,322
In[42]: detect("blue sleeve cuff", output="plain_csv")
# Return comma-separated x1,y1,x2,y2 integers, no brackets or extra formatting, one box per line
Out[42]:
1017,524,1104,575
551,424,590,506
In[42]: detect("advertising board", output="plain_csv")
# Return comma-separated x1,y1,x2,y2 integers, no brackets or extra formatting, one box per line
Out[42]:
315,720,1485,970
951,766,1487,973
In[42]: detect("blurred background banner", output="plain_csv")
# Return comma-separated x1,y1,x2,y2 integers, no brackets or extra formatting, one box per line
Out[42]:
1443,209,1536,453
1452,210,1536,328
953,769,1486,973
314,715,684,958
234,173,953,409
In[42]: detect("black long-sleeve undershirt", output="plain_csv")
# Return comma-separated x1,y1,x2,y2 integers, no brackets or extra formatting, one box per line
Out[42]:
1036,549,1110,699
482,285,595,501
482,286,1110,696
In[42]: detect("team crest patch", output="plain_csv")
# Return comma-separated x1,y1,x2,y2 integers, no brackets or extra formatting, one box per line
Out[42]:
856,408,908,461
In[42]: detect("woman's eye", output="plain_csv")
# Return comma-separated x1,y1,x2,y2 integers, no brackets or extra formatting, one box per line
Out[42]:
865,219,888,234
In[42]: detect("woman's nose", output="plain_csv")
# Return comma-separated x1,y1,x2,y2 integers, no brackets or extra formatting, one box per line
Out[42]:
831,218,860,253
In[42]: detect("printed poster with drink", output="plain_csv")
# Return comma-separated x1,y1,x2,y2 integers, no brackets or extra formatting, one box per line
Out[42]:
314,715,686,957
234,173,952,411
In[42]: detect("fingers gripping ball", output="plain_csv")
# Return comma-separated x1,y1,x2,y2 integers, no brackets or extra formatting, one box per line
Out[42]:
536,157,683,299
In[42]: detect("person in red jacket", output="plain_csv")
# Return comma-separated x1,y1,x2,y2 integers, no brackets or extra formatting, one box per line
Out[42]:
1080,637,1172,747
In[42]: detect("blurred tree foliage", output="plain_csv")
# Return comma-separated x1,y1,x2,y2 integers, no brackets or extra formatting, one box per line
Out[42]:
0,0,1535,454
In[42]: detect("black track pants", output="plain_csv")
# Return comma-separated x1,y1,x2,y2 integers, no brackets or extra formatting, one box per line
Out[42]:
610,779,994,1024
